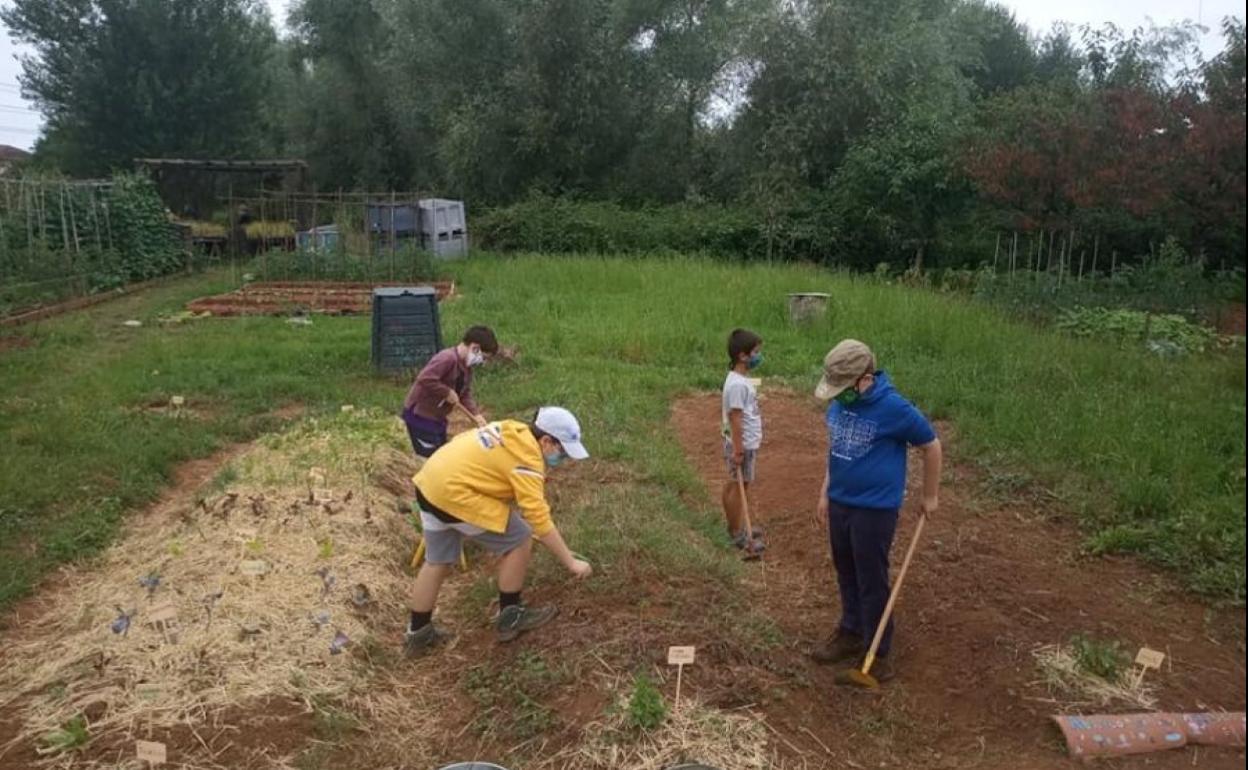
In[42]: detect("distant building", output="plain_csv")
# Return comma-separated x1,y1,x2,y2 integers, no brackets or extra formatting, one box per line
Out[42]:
0,145,32,176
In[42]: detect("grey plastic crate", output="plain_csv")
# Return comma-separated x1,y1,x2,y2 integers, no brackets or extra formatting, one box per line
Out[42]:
418,198,468,259
371,287,442,372
367,203,420,235
296,225,340,252
417,199,466,236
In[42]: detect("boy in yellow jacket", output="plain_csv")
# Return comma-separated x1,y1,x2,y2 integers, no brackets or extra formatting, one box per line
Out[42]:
405,406,593,655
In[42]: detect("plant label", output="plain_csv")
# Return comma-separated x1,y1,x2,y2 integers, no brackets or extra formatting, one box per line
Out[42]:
135,683,164,701
170,396,185,407
147,604,177,625
1135,648,1166,670
135,740,166,764
667,646,696,666
240,559,269,576
234,527,257,543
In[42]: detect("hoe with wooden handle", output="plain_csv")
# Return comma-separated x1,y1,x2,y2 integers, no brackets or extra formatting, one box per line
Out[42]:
835,513,927,689
736,471,762,562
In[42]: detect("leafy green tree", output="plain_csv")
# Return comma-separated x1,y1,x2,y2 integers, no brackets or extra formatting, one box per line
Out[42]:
287,0,413,190
2,0,278,175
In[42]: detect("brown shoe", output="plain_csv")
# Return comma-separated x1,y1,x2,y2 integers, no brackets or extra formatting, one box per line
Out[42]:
811,630,865,665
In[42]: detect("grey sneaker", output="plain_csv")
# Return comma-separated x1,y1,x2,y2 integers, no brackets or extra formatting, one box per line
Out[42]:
403,623,453,657
496,604,559,642
731,531,766,552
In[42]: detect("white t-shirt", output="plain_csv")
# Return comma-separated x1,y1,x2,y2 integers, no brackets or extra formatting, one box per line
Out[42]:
721,371,762,450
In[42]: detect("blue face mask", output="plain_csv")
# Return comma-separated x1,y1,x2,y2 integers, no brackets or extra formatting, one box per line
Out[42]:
544,451,565,468
747,352,764,370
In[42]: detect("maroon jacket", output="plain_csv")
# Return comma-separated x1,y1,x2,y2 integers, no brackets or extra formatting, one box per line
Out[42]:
403,347,478,420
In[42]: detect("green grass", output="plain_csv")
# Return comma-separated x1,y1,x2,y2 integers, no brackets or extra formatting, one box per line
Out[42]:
445,253,1244,599
0,270,406,608
1,253,1244,608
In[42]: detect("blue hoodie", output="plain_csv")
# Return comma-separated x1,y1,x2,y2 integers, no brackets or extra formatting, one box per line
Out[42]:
825,371,936,511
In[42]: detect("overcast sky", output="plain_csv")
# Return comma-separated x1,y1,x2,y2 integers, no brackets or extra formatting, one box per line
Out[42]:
1,0,1242,151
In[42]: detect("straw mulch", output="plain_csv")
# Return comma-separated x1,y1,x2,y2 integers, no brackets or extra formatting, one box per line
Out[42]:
0,411,427,763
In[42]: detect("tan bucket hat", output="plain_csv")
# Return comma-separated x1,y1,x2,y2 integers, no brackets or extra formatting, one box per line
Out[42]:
814,339,875,400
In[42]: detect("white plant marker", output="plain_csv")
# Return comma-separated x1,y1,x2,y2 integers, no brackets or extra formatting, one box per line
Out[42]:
135,739,166,766
1133,647,1166,689
668,646,696,709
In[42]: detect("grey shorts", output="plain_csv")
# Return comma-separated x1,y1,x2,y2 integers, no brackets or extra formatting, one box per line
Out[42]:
419,509,532,565
723,443,758,483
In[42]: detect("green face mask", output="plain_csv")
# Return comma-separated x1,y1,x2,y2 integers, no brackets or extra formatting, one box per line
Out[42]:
835,388,860,406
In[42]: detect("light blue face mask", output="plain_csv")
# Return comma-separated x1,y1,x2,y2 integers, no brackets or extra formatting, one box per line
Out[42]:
544,450,565,468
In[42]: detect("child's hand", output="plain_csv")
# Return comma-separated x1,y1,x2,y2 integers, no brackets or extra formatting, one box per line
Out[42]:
569,559,593,580
733,448,745,468
814,496,828,529
920,496,938,517
444,391,460,406
473,413,488,428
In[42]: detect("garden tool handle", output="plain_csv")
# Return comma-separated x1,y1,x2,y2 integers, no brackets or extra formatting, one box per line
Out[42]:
736,469,757,554
861,513,927,674
452,400,481,424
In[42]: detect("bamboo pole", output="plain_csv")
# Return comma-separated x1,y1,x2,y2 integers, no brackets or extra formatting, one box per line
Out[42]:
58,185,72,280
24,183,34,258
311,185,318,280
1010,231,1018,278
993,232,1001,272
67,185,81,257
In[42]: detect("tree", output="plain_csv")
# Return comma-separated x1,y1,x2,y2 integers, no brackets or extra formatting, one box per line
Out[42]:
837,99,970,271
2,0,278,176
286,0,414,190
951,1,1036,95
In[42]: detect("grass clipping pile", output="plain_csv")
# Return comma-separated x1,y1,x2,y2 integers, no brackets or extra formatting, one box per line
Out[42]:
0,410,418,757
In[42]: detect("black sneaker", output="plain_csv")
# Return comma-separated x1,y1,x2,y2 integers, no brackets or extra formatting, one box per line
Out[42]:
496,604,559,642
403,623,453,657
811,630,866,665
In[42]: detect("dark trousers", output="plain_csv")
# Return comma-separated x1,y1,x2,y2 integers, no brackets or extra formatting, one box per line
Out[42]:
402,409,448,458
827,500,899,657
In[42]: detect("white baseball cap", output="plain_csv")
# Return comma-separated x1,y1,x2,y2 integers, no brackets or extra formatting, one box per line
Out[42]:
534,406,589,460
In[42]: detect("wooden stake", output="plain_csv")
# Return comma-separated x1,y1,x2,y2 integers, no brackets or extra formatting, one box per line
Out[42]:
993,232,1001,272
1010,231,1018,278
67,185,81,256
102,186,114,251
58,185,73,281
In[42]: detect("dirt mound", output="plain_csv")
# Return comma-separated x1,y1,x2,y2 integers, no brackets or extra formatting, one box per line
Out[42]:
0,411,423,769
670,389,1246,769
